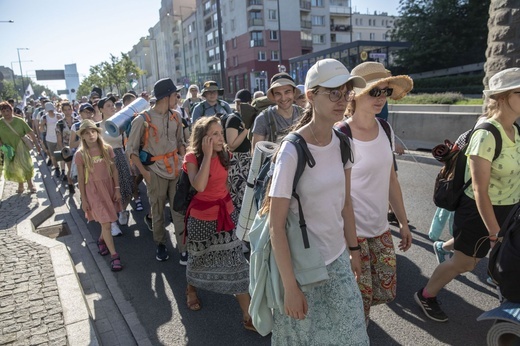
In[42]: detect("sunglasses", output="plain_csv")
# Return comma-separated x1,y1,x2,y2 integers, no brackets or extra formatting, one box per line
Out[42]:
369,87,393,98
316,89,355,103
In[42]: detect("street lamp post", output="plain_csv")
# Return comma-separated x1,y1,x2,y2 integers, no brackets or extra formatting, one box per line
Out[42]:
11,60,33,100
17,48,29,97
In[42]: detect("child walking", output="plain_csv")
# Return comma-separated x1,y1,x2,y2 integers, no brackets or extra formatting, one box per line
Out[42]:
75,119,123,271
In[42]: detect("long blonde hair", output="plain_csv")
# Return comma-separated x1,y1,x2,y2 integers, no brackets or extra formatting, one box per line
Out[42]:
78,131,114,181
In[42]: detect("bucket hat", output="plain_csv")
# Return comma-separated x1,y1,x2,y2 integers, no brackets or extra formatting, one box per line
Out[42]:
351,62,413,100
305,59,366,91
77,119,102,136
484,68,520,98
266,73,300,102
201,81,224,96
153,78,179,100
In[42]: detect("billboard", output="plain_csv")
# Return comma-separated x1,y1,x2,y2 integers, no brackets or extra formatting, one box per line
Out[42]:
35,70,65,80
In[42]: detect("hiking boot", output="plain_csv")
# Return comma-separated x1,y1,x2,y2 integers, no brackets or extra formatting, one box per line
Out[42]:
179,251,188,266
156,244,169,262
111,222,123,237
414,288,448,322
433,241,450,264
118,210,129,226
144,214,153,232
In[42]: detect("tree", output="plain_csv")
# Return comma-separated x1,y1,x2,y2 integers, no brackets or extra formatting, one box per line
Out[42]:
392,0,490,73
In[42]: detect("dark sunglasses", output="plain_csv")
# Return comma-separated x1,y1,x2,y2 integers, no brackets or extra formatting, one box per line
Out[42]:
369,87,393,98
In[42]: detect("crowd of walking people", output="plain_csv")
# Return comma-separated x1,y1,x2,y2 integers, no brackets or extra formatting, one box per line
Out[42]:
1,60,518,345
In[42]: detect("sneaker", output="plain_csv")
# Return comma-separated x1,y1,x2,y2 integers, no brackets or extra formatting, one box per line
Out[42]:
54,167,60,178
433,241,450,264
486,276,498,288
61,169,67,181
47,158,52,166
179,252,188,265
118,210,129,226
111,222,123,237
68,184,75,194
156,244,169,261
144,214,153,232
414,288,448,322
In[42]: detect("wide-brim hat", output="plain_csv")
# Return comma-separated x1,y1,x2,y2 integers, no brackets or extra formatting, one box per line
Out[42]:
266,73,300,102
201,81,224,96
154,78,179,100
305,58,366,92
351,62,413,100
77,119,102,136
484,67,520,98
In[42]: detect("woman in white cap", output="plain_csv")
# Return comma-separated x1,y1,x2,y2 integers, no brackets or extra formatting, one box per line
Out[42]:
415,67,520,323
338,61,413,325
266,58,368,345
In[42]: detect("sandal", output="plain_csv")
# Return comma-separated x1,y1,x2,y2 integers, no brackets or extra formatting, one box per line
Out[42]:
243,317,257,332
28,186,37,194
186,287,202,311
16,188,24,194
135,199,144,211
97,240,109,256
110,256,123,272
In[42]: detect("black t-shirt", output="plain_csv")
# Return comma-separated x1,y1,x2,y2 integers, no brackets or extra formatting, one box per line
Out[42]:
226,114,251,153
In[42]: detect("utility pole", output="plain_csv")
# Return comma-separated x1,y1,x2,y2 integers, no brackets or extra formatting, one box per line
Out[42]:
216,0,226,88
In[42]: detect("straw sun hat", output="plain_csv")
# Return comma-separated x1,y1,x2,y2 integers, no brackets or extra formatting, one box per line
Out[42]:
351,62,413,100
77,119,102,136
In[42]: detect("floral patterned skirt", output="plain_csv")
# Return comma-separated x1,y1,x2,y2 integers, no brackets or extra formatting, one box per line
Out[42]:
186,209,249,295
272,250,369,346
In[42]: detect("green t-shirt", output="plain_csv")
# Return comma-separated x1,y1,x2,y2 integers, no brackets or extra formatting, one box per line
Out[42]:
0,117,32,148
464,119,520,205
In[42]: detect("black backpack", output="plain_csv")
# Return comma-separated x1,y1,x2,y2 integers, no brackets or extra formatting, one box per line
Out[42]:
253,129,353,210
432,122,517,211
488,203,520,303
334,117,392,146
173,155,203,215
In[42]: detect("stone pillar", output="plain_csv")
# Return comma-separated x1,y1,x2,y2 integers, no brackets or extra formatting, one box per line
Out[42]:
484,0,520,89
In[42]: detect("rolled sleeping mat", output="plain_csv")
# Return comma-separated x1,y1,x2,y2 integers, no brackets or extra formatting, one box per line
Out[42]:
61,146,73,162
477,301,520,346
236,141,278,241
105,97,149,137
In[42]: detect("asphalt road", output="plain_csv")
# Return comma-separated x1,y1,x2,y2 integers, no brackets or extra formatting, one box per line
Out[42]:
83,156,496,346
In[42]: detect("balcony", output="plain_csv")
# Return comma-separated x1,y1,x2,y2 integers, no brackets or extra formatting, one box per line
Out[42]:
248,18,264,27
247,0,263,9
330,24,351,32
300,1,311,11
301,20,312,29
204,23,215,32
330,5,351,15
301,39,312,48
250,39,264,47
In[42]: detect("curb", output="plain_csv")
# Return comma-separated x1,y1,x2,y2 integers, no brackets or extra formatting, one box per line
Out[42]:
14,156,100,346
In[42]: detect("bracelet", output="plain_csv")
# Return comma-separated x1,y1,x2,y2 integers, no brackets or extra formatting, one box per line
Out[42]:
115,187,120,189
348,245,361,251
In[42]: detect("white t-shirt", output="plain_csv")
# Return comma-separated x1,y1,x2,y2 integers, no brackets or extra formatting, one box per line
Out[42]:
350,121,394,238
269,132,354,265
44,112,62,143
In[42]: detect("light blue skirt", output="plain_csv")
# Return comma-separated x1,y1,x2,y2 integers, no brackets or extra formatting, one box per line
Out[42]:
272,250,369,346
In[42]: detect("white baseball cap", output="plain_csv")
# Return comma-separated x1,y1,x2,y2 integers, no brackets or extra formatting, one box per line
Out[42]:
305,58,366,91
484,68,520,98
44,103,55,112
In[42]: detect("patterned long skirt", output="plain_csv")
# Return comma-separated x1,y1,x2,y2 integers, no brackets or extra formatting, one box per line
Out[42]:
272,250,369,346
228,151,251,210
113,148,133,206
186,209,249,295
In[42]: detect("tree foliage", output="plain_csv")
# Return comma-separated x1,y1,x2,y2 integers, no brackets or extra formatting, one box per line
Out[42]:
0,79,56,103
77,53,143,98
392,0,490,73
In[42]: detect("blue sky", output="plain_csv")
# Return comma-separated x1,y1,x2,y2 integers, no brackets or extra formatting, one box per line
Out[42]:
0,0,400,92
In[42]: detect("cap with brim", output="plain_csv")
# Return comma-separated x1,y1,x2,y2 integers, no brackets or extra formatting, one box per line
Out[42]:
234,89,252,103
79,103,95,113
305,59,366,92
201,81,224,96
266,73,301,102
351,62,413,100
44,103,55,112
483,67,520,98
77,119,102,136
97,96,116,109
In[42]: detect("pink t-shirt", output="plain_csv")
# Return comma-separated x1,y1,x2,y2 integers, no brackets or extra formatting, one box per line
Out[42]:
183,152,233,220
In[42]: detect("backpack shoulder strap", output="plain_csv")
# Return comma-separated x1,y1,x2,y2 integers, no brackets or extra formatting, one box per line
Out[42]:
473,122,502,161
334,120,352,139
333,128,354,166
266,106,277,142
376,117,392,147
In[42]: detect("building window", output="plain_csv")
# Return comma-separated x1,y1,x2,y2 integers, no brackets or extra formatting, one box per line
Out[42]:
232,38,237,48
270,30,278,40
268,9,277,20
258,51,266,61
356,32,362,40
312,34,325,44
229,77,234,94
271,50,279,61
311,15,324,26
244,73,249,90
251,31,264,47
231,19,235,31
233,56,239,66
311,0,323,6
188,24,193,33
235,75,240,90
370,32,375,40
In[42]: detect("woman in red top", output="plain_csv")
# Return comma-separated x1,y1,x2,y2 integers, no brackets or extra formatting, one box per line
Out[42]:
184,116,254,331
